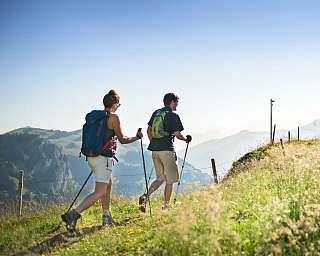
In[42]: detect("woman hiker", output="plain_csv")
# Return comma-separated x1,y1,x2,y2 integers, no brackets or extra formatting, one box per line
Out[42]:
61,89,143,232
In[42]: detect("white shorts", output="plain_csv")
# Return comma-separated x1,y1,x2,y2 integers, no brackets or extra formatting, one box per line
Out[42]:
87,155,113,183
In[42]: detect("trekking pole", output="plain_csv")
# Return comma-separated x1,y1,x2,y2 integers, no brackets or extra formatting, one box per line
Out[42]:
173,142,190,204
138,128,152,216
67,171,93,212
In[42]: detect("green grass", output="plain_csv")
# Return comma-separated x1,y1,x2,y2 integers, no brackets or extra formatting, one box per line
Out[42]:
2,139,320,255
0,205,65,254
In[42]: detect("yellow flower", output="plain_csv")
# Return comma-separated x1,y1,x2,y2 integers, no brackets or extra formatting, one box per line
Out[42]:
127,227,135,234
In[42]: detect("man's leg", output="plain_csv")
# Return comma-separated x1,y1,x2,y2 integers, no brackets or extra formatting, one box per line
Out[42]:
139,152,164,212
161,151,179,209
149,151,165,195
147,179,163,196
164,182,173,207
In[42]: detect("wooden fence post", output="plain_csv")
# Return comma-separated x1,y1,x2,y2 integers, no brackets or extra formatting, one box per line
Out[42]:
288,131,291,143
211,159,218,184
18,170,24,216
280,139,285,156
272,124,276,144
298,126,300,141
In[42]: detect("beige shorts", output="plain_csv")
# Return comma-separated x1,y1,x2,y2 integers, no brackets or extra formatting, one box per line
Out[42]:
87,155,112,183
152,151,179,183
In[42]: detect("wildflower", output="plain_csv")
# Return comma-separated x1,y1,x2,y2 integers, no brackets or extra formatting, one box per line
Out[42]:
127,227,134,234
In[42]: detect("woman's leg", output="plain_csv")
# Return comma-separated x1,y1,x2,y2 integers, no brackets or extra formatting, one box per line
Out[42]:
101,179,112,214
75,182,108,213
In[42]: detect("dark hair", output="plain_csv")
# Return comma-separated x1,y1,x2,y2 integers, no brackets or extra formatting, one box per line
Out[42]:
163,93,179,106
103,90,120,109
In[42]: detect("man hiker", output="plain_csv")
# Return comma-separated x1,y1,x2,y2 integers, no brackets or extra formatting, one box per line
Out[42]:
61,90,143,232
139,92,192,211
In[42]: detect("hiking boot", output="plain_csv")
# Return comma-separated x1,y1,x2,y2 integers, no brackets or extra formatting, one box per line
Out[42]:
138,194,148,213
61,209,81,232
102,212,114,226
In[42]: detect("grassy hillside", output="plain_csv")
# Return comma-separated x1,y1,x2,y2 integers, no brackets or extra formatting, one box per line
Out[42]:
2,139,320,255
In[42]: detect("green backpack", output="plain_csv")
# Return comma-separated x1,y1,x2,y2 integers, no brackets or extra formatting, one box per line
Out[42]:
151,110,170,138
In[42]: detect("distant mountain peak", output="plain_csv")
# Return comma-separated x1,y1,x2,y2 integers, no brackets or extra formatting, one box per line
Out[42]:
7,127,82,136
310,119,320,127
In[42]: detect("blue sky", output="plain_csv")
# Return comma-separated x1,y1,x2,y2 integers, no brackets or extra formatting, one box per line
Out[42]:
1,0,320,146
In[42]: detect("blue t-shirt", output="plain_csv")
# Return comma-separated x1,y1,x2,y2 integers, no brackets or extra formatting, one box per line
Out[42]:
147,106,184,151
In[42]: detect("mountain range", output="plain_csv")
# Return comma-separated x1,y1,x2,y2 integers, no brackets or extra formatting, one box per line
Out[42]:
0,133,76,204
181,119,320,178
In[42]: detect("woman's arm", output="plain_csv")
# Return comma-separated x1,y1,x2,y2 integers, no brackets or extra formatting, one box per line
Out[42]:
109,114,142,144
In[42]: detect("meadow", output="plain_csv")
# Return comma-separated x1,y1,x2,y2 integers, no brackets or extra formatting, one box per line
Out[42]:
1,139,320,255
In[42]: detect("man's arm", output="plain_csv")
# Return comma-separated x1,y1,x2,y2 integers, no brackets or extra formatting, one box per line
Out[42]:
174,131,192,143
168,113,191,143
174,131,187,142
